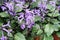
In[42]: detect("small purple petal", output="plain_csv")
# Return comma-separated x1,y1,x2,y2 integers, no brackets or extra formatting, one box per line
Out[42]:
1,6,6,11
8,11,16,16
2,21,11,27
5,2,14,11
0,31,7,40
57,6,60,10
49,1,56,7
20,23,25,29
2,28,12,36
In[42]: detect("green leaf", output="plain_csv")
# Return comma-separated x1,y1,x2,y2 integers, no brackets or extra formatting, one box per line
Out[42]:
30,2,38,8
0,22,3,26
15,5,23,12
51,19,60,24
0,12,9,17
52,10,60,17
56,32,60,37
43,35,54,40
33,24,40,31
47,13,53,17
58,16,60,20
47,10,60,17
44,24,54,36
26,36,34,40
9,33,13,37
52,24,59,31
36,29,43,35
9,37,13,40
14,32,26,40
34,15,41,22
47,4,55,11
31,24,40,36
0,31,2,37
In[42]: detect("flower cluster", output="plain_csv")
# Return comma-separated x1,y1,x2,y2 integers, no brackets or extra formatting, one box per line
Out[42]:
0,0,60,40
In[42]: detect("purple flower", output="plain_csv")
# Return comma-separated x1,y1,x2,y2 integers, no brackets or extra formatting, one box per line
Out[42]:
0,32,7,40
27,25,32,28
8,11,16,16
16,3,24,8
27,22,34,28
1,6,6,11
26,16,34,24
2,28,12,36
20,23,25,29
2,21,11,27
25,9,35,28
14,0,25,4
33,9,40,16
14,0,20,3
4,2,14,11
25,9,33,18
38,3,47,9
57,6,60,10
49,1,56,7
18,13,24,22
43,0,47,2
32,0,36,2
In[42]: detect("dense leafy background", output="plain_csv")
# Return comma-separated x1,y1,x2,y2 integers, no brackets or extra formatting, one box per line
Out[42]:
0,0,60,40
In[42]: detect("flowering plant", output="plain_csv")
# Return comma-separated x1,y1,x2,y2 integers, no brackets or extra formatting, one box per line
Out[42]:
0,0,60,40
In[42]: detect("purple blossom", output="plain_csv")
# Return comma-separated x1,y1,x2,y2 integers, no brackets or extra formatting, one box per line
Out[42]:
33,9,40,16
20,23,25,29
38,2,47,9
25,9,33,18
25,9,35,28
13,0,20,3
0,32,7,40
26,16,34,25
14,0,25,4
1,6,6,11
57,6,60,10
4,2,14,11
43,0,47,2
27,22,34,28
32,0,36,2
49,1,56,7
8,11,16,16
18,13,24,22
2,21,11,27
2,28,12,36
15,4,23,11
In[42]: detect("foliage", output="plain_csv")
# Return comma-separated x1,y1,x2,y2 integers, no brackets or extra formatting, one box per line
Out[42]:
0,0,60,40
